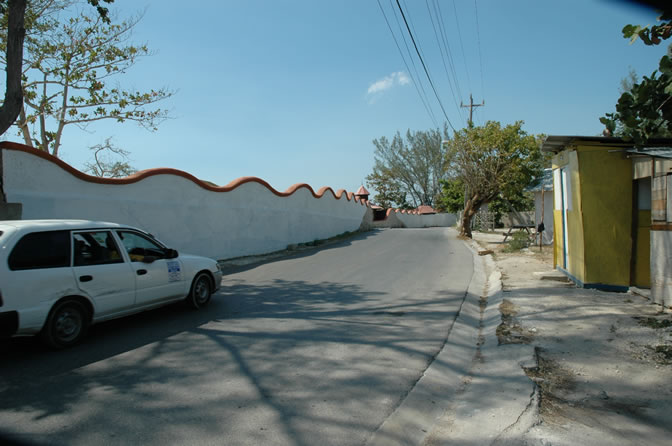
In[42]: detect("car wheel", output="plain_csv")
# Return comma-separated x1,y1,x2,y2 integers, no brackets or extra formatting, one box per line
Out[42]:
188,273,212,309
41,299,89,348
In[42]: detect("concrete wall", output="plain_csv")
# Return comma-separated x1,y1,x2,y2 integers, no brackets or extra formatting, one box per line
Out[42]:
0,143,368,260
650,157,672,307
360,207,458,230
395,211,458,228
651,230,672,306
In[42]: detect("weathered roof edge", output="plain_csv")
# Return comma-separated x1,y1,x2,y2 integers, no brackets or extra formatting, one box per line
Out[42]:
541,135,672,153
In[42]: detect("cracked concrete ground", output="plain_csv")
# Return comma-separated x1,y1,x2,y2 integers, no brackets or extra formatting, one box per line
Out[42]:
459,230,672,446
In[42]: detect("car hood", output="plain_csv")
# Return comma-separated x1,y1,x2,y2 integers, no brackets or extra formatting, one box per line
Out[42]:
178,253,217,266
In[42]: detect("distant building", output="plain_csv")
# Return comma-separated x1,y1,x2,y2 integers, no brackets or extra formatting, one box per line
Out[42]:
355,185,369,202
416,205,436,215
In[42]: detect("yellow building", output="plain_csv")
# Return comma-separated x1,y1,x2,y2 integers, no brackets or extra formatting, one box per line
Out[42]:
541,136,672,295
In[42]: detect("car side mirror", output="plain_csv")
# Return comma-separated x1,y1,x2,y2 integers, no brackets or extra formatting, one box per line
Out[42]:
165,249,179,259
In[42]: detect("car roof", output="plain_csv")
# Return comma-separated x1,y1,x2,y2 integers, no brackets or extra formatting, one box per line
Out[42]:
0,219,134,232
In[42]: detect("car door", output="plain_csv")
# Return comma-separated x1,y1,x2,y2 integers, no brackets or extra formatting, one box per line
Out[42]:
115,230,188,306
72,230,136,317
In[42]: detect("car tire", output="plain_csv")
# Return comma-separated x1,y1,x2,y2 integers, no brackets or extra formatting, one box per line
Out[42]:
188,273,212,309
41,299,89,349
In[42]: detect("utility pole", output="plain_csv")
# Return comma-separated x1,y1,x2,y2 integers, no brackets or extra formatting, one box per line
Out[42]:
460,94,484,126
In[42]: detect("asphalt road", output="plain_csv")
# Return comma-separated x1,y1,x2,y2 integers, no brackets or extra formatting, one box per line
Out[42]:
0,228,474,446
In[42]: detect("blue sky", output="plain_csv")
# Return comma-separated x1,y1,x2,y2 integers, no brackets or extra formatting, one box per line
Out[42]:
13,0,670,193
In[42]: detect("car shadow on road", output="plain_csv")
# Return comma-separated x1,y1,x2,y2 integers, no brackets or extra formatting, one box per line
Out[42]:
0,269,468,445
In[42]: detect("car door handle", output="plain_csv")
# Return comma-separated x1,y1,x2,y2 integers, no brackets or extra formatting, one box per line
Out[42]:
79,275,93,282
137,269,147,276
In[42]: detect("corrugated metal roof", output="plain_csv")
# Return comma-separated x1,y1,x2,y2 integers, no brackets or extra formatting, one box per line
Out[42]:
541,135,672,153
527,168,553,191
625,147,672,159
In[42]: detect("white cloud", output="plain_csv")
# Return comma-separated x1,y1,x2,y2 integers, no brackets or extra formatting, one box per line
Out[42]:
367,72,410,97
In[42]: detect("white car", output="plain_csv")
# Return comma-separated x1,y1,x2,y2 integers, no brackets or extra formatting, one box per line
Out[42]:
0,220,223,348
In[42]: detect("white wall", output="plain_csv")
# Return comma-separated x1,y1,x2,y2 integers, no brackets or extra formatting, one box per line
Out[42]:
1,148,368,260
534,191,554,245
395,212,458,228
651,230,672,307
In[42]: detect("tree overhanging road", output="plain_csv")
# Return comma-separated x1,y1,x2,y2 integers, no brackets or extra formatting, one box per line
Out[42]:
0,228,475,446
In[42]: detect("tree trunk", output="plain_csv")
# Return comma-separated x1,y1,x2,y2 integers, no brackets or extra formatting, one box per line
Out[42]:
0,0,27,136
459,194,483,238
18,105,33,147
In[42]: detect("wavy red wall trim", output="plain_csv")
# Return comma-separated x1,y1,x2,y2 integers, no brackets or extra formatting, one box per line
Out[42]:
0,141,369,206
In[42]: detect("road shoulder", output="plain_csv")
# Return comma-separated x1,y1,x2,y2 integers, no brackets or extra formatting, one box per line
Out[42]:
454,230,672,446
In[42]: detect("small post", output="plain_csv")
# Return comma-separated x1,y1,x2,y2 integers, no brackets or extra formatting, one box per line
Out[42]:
539,188,545,251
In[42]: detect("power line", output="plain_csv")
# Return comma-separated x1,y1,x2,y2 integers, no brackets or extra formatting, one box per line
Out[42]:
425,0,463,121
448,0,471,95
394,0,456,132
376,0,439,128
388,0,438,125
473,0,486,102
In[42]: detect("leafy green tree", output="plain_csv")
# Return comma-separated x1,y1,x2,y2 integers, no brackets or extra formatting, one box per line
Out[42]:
435,178,463,213
0,0,114,136
367,126,450,209
600,11,672,145
3,1,173,157
366,167,412,209
487,193,535,226
446,121,543,238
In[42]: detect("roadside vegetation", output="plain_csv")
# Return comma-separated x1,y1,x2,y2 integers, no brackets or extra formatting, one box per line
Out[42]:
0,0,172,176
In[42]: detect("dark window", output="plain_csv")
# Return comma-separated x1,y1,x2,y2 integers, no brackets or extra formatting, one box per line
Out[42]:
8,230,71,270
73,231,124,266
116,231,166,262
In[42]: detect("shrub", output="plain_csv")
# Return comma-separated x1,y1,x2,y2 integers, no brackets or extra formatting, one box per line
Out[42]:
503,230,530,252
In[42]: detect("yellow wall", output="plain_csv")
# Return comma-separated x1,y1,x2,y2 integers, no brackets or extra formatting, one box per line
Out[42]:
552,150,586,283
566,151,586,282
577,145,633,287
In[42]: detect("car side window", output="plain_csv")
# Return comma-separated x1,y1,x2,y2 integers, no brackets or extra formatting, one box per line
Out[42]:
73,231,124,266
8,230,71,270
116,231,165,262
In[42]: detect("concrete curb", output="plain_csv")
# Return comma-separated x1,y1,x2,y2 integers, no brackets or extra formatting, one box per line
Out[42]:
366,239,540,446
365,239,490,446
430,244,540,445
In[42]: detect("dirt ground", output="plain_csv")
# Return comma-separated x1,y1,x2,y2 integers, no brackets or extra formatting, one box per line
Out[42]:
472,229,672,446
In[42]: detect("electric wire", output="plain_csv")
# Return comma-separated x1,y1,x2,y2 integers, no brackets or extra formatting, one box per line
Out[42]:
431,0,463,101
376,0,439,128
447,0,471,96
388,0,437,125
474,0,485,105
394,0,456,132
426,0,464,123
